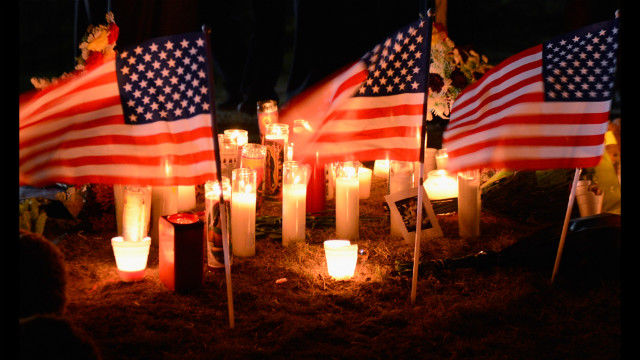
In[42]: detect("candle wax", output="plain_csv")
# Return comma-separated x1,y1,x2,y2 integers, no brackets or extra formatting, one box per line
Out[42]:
335,176,359,240
231,192,256,257
282,183,307,246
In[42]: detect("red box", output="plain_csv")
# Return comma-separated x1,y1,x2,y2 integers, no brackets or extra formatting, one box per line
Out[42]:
159,213,205,292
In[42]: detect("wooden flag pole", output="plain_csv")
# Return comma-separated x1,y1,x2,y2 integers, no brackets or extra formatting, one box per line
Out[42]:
202,25,235,329
550,167,582,285
411,7,435,305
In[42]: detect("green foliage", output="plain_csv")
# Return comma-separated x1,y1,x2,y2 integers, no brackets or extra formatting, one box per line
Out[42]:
19,198,47,235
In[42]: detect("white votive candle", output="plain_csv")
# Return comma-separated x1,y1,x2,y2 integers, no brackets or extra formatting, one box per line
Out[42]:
424,170,458,200
282,161,309,246
358,167,372,200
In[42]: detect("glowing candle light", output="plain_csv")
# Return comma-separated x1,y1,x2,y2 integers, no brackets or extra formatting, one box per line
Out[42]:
424,170,458,200
205,177,232,272
324,240,358,280
358,167,372,200
373,159,390,178
282,161,310,246
231,168,257,257
111,236,151,282
151,159,178,245
177,185,196,212
219,133,238,179
159,213,205,292
122,185,151,242
435,148,449,170
335,162,360,241
224,129,248,165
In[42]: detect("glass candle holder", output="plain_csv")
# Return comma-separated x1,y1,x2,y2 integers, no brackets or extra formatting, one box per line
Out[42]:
263,123,289,201
424,170,458,200
257,100,278,142
122,185,151,243
231,168,257,257
205,177,232,272
111,236,151,282
240,143,267,208
358,167,372,200
457,170,481,238
324,240,358,280
282,161,310,246
435,148,449,170
334,161,360,241
219,133,238,179
224,129,248,165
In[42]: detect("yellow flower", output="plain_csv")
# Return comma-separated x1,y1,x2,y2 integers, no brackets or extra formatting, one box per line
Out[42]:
87,28,109,52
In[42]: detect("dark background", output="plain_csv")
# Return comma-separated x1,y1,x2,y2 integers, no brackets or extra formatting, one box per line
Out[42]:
19,0,621,116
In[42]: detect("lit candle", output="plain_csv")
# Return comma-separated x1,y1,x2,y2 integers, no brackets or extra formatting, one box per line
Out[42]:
240,143,267,208
335,162,360,241
231,168,257,257
205,177,231,272
324,240,358,280
177,185,196,212
111,236,151,282
224,129,248,165
257,99,278,142
457,170,481,238
282,161,309,246
358,167,372,200
424,170,458,200
435,148,449,170
373,159,390,178
159,213,205,292
263,123,289,201
219,133,238,179
389,161,414,237
151,160,177,245
122,185,151,242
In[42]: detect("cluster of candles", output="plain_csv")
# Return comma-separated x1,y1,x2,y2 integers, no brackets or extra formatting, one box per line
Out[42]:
111,104,480,284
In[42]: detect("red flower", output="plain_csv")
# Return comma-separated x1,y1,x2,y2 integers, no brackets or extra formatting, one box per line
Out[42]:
108,23,119,45
428,73,445,93
450,69,468,89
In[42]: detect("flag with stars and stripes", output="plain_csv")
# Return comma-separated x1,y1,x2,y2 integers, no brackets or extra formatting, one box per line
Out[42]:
442,17,620,173
279,19,429,164
20,32,216,186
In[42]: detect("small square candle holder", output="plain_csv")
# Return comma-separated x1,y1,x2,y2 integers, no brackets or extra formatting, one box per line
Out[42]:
159,213,205,292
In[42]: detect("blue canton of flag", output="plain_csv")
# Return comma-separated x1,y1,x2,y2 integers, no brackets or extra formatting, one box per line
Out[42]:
543,18,619,102
357,21,426,97
116,32,211,124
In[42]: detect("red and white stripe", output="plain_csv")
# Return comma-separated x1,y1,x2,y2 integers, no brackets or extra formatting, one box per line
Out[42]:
280,61,422,164
443,45,609,172
19,59,217,186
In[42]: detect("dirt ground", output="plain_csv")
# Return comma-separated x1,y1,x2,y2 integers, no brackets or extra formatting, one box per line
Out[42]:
27,173,621,360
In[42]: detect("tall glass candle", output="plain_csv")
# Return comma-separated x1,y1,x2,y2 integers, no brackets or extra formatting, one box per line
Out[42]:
389,161,414,237
205,178,232,271
240,143,267,208
257,99,278,142
219,133,238,179
457,170,481,238
177,185,196,212
358,167,372,200
263,123,289,201
122,185,152,242
225,129,248,165
436,148,449,170
231,168,257,257
282,161,309,246
335,161,360,241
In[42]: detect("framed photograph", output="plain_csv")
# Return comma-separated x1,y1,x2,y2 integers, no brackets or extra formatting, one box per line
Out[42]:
385,186,443,244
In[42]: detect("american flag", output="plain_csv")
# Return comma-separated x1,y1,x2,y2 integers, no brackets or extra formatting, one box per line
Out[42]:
443,17,620,172
280,19,428,164
19,32,216,187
